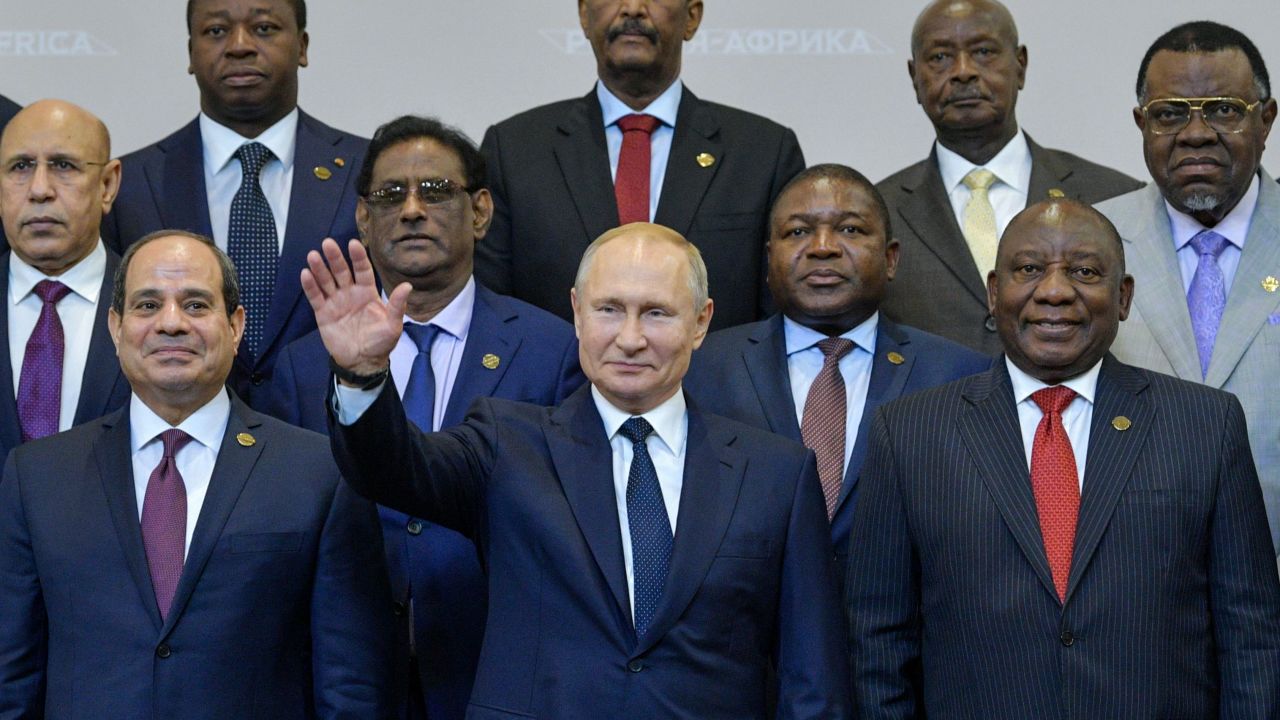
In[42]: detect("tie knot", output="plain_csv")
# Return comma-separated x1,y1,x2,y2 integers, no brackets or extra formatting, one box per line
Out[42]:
619,416,655,446
234,141,274,176
403,322,441,354
617,113,661,135
816,337,856,362
32,279,71,305
963,168,997,192
1189,229,1229,259
157,428,193,460
1031,386,1076,415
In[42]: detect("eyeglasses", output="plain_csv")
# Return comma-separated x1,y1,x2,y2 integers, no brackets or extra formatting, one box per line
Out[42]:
1139,96,1264,136
2,157,109,186
363,178,476,209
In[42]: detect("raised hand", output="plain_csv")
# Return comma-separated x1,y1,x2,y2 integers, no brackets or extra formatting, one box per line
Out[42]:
300,238,411,377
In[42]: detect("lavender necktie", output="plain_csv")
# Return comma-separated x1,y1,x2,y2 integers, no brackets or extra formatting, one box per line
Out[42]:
1187,229,1229,378
17,280,72,442
141,428,194,621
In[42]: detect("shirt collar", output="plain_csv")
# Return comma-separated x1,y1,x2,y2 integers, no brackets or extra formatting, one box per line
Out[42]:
129,387,232,454
782,311,879,357
199,108,300,176
936,129,1032,195
1166,172,1260,252
597,79,683,130
9,240,106,305
591,383,688,458
400,275,476,342
1005,355,1102,407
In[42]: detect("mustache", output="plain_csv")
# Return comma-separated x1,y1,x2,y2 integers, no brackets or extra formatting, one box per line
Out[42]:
607,18,659,43
946,87,987,102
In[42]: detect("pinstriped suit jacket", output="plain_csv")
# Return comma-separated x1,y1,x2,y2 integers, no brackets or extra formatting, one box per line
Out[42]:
847,356,1280,719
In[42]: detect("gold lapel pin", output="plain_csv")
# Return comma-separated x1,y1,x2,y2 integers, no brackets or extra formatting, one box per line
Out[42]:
1047,188,1066,198
481,353,501,370
886,351,905,365
1262,276,1279,293
333,157,345,168
696,152,715,168
236,432,256,447
313,166,332,181
1111,416,1132,431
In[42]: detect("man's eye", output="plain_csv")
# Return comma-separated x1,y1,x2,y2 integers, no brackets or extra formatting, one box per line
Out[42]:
205,26,227,37
839,225,864,235
1073,267,1099,279
785,227,810,238
52,160,76,171
10,159,34,172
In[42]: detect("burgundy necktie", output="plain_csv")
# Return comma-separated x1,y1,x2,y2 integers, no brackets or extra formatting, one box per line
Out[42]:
614,113,661,225
800,337,856,520
17,280,72,442
141,429,194,621
1030,386,1080,602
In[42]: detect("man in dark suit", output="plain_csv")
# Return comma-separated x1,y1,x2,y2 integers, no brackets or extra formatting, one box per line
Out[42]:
847,199,1280,718
0,100,129,466
687,164,987,593
0,230,393,718
478,0,804,330
303,223,850,718
0,92,20,252
101,0,367,409
269,115,585,720
877,0,1142,355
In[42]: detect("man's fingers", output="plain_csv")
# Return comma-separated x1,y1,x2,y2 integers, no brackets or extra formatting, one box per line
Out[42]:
349,239,378,290
321,237,354,288
386,281,412,322
305,248,338,298
300,267,326,311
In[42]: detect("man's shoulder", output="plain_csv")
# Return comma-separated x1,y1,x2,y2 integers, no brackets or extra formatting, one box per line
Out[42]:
9,414,116,468
691,96,793,136
478,285,575,339
118,117,201,165
699,317,775,353
875,156,934,201
297,109,369,149
890,321,991,372
1032,144,1145,200
699,406,808,461
487,96,591,134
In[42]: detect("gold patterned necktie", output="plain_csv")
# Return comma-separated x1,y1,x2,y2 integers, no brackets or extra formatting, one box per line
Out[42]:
961,168,999,280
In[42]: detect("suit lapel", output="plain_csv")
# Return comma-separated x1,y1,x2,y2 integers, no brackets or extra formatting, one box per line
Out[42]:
442,286,520,426
0,256,21,452
1205,171,1280,386
1025,136,1073,203
552,91,619,245
162,397,263,635
1065,357,1153,603
157,119,213,237
653,88,722,238
742,315,800,440
636,403,743,656
547,387,632,629
895,152,987,305
73,251,125,424
958,363,1060,601
93,405,165,632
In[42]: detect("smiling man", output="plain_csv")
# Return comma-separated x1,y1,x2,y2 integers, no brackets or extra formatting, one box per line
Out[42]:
877,0,1141,355
101,0,368,411
847,198,1280,718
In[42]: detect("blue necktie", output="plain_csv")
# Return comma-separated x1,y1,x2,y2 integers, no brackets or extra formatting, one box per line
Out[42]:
1187,229,1229,378
619,416,672,638
227,141,279,359
402,323,441,431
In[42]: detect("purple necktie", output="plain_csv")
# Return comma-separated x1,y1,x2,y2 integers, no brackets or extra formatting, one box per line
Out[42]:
1187,229,1229,378
141,429,194,621
17,280,72,442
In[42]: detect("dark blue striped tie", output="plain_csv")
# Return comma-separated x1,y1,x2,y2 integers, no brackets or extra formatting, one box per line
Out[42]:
227,141,278,358
619,416,672,638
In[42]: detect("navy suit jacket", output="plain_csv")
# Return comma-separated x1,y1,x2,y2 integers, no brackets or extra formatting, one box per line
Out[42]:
101,111,368,410
0,250,129,466
0,94,19,253
0,394,394,719
330,384,851,719
685,315,989,593
269,283,585,720
847,357,1280,719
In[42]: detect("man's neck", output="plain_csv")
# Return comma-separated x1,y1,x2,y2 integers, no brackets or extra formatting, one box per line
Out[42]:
936,121,1019,166
400,275,470,324
599,72,679,112
200,103,297,140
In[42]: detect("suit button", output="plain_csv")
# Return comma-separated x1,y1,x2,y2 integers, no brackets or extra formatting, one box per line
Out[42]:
984,315,997,332
156,644,172,659
251,372,265,385
1060,631,1074,647
627,660,644,673
406,520,424,536
393,601,407,617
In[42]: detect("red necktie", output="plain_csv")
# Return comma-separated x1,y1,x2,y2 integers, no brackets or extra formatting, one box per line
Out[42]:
1030,386,1080,602
141,429,194,621
614,114,661,225
800,337,856,520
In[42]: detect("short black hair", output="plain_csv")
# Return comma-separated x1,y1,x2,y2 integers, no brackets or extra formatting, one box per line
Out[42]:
186,0,307,34
1136,21,1270,102
112,230,241,319
770,163,893,243
356,115,487,197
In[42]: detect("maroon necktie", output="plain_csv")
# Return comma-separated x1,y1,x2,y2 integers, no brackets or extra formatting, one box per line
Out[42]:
614,113,661,225
800,337,856,520
1030,386,1080,602
17,280,72,442
141,429,194,621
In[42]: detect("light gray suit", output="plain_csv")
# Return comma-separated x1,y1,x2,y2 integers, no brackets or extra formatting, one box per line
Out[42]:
1097,170,1280,558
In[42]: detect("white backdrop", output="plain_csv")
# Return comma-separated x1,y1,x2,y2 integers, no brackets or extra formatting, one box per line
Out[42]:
2,1,1278,182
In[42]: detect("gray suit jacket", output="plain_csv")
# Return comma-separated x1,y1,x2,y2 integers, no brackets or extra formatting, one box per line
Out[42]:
877,135,1143,355
1098,170,1280,557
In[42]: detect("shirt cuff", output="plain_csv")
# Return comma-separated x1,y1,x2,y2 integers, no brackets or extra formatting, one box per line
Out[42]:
332,377,384,425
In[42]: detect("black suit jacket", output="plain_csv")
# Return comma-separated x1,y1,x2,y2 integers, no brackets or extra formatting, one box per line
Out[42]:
877,136,1143,354
478,86,804,330
0,249,129,466
101,111,368,410
847,357,1280,718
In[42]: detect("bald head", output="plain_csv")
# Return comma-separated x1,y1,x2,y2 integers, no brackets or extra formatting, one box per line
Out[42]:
911,0,1018,55
1000,199,1125,273
2,99,111,159
574,222,709,312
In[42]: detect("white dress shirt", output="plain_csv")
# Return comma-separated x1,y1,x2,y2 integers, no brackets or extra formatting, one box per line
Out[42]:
598,79,683,222
784,312,878,473
200,109,298,252
129,389,231,558
1006,357,1102,491
390,277,475,432
8,240,106,432
1166,173,1259,295
936,129,1034,241
591,385,687,616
